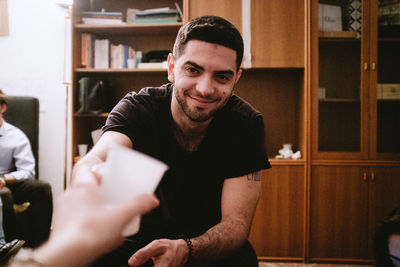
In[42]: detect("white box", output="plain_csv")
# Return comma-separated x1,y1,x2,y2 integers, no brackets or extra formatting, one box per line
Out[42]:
318,87,326,99
381,84,400,99
319,4,342,32
377,84,383,99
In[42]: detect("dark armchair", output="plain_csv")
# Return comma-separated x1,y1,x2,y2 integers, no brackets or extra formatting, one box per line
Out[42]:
2,96,52,247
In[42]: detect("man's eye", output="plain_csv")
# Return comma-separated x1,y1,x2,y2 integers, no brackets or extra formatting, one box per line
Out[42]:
216,75,230,82
186,67,199,74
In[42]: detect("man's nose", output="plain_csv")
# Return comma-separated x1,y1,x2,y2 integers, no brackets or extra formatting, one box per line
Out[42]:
196,75,214,97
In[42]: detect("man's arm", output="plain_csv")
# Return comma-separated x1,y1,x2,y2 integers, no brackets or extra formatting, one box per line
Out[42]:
71,131,132,186
3,136,35,185
190,171,261,261
129,171,261,266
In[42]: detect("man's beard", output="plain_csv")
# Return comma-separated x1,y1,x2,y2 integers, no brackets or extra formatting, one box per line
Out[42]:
174,86,231,122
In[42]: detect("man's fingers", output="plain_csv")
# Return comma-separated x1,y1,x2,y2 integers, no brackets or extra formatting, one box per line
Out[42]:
128,240,165,266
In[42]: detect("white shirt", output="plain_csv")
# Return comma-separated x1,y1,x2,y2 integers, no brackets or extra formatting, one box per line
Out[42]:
0,120,35,180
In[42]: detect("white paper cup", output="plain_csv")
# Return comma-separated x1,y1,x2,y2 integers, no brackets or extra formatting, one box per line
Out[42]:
78,144,88,157
100,145,168,236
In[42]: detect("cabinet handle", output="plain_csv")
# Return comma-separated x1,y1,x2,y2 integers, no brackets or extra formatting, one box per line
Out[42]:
371,62,376,71
364,62,369,71
363,172,368,181
370,172,375,181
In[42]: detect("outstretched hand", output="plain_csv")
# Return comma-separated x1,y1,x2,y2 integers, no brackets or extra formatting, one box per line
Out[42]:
34,183,159,267
128,238,189,267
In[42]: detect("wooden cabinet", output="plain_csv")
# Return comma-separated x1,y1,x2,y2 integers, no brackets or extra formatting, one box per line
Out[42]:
185,0,305,68
309,0,400,262
183,0,242,32
311,0,400,160
310,166,369,260
310,165,400,261
251,0,305,68
249,165,305,260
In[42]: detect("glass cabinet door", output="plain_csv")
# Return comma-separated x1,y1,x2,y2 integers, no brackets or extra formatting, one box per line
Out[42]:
317,0,364,152
376,0,400,154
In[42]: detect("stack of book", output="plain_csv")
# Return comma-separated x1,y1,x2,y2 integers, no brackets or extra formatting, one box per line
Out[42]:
81,33,136,69
128,7,181,24
379,1,400,25
81,9,124,25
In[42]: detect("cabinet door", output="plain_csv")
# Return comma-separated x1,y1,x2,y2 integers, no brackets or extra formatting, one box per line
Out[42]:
184,0,242,31
251,0,304,68
311,0,369,159
369,0,400,160
368,166,400,258
310,166,369,260
249,166,305,259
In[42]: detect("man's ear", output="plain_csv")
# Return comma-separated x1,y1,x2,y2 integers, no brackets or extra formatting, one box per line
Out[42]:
167,53,175,83
0,104,7,114
235,68,242,84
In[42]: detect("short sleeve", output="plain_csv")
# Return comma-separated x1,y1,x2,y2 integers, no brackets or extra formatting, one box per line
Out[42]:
224,114,271,179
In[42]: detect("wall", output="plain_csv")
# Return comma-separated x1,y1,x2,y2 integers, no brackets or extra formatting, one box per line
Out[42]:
0,0,71,198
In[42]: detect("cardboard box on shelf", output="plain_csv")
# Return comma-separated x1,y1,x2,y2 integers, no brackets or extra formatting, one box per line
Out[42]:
381,83,400,99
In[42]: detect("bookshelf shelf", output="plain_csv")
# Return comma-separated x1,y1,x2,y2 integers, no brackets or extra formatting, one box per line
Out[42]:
269,158,306,166
75,68,167,73
319,98,360,103
74,113,109,118
377,99,400,102
74,23,183,35
319,30,357,39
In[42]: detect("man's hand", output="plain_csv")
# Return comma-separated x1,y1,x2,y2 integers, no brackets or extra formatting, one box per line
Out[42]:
128,238,189,267
33,184,159,267
0,177,5,189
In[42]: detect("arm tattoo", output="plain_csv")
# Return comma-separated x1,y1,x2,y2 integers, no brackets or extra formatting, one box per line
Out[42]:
246,172,261,181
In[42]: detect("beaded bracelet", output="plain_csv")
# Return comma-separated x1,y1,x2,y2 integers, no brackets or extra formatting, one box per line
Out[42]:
183,237,194,262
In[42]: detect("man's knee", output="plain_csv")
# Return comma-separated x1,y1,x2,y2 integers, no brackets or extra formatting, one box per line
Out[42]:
34,181,52,199
211,241,258,267
0,187,14,208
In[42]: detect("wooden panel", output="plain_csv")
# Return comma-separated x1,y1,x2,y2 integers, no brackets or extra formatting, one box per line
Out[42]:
310,166,369,259
249,166,305,258
185,0,242,32
235,69,305,158
368,166,400,258
251,0,305,68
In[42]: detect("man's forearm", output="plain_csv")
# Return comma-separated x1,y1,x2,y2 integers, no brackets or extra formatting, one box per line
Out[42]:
191,217,250,263
71,154,102,186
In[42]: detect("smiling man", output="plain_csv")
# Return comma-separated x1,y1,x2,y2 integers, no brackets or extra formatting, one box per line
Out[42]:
72,16,270,267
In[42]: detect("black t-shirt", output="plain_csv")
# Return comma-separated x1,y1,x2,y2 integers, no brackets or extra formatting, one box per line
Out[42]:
102,83,270,241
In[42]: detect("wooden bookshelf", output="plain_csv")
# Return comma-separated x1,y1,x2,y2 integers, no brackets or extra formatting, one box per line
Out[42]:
319,30,357,38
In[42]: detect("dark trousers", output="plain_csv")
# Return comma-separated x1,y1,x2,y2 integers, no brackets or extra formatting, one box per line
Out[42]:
91,239,259,267
0,179,53,248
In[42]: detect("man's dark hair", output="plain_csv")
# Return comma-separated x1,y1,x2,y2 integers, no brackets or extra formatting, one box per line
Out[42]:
0,89,8,105
173,16,244,70
374,204,400,266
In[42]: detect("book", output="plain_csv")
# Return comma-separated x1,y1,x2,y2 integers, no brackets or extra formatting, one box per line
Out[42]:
137,61,168,69
134,18,179,24
135,7,177,16
81,33,93,68
81,10,124,25
82,18,124,25
110,44,136,69
131,7,180,24
94,39,109,69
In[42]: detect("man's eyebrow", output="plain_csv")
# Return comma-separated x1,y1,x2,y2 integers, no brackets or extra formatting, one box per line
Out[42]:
215,70,234,76
184,61,234,76
184,61,204,71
